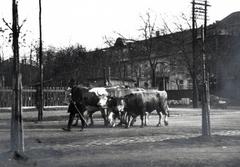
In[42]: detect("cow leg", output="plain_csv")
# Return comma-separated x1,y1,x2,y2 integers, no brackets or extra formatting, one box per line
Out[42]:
162,106,169,126
145,112,150,126
144,112,146,126
89,113,94,126
100,108,108,126
85,111,89,125
126,115,131,128
140,114,144,128
72,116,79,126
163,113,169,126
106,108,110,120
123,112,128,124
126,115,135,128
125,115,130,128
161,101,169,126
118,112,127,126
130,117,136,126
105,108,110,126
108,112,116,127
86,111,94,126
156,111,163,127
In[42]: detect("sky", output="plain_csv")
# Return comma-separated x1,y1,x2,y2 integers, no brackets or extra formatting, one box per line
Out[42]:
0,0,240,58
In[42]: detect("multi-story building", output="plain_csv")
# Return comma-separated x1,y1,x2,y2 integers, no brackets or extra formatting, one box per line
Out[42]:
88,12,240,102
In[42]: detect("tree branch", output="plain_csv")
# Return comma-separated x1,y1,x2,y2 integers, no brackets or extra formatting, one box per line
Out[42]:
18,18,27,31
2,18,12,31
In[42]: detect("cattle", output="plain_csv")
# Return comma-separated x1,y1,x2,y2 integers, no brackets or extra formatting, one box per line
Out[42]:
106,87,146,127
84,87,109,126
106,96,126,127
73,87,109,127
126,90,169,128
82,86,136,127
108,89,169,128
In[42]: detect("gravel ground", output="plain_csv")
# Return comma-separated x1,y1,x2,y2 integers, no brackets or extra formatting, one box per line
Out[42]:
0,107,239,167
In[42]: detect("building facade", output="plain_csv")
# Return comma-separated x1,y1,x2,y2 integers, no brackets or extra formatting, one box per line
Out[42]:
89,12,240,102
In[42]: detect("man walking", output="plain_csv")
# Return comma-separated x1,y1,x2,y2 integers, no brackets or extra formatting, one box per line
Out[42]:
62,79,87,131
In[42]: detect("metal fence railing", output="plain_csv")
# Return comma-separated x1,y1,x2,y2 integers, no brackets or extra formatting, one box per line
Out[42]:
0,87,195,108
0,87,67,108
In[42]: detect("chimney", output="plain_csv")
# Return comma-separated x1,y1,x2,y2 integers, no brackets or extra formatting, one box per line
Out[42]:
156,31,160,37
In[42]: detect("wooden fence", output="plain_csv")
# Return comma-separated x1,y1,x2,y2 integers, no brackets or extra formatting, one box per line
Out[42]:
166,89,193,100
0,87,67,108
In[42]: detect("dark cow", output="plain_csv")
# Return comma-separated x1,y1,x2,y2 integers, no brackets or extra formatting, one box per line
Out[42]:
74,87,109,126
123,89,169,128
106,87,146,127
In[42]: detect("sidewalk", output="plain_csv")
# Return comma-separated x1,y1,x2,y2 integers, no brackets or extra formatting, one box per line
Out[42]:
0,106,69,120
0,105,68,112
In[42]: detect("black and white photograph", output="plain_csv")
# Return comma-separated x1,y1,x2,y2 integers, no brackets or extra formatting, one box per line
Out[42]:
0,0,240,166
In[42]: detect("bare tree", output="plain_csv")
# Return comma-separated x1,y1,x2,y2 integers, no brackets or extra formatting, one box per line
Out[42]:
103,11,170,88
9,0,28,159
38,0,43,121
103,35,115,47
164,13,201,107
138,11,159,87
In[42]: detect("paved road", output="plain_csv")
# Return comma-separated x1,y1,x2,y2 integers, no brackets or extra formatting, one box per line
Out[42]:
0,107,240,167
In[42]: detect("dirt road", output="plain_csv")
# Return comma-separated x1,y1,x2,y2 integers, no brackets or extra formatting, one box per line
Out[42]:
0,107,240,167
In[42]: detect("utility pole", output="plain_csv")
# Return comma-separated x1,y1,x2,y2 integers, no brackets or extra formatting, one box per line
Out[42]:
192,0,211,136
201,0,211,136
11,0,24,153
38,0,43,121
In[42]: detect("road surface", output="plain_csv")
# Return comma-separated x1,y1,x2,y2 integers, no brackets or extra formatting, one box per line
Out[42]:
0,107,239,167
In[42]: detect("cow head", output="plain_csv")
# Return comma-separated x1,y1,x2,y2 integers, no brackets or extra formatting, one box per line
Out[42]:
88,87,109,108
107,97,126,127
97,95,108,108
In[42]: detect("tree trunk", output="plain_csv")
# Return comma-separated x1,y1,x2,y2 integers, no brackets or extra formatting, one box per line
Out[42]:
11,0,24,153
192,74,199,108
11,74,24,152
38,0,43,121
192,0,199,108
151,68,156,88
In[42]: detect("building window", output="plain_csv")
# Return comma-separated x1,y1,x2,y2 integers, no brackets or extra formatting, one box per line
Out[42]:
188,79,193,89
179,80,184,89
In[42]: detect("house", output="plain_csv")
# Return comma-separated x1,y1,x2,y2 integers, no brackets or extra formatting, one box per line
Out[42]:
87,77,136,87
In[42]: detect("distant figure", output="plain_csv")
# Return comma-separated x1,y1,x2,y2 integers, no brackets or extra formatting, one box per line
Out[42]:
35,84,42,112
62,79,87,131
134,82,138,87
144,82,149,89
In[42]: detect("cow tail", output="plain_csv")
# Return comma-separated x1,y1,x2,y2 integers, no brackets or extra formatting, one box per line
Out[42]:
166,105,170,117
159,94,169,117
164,92,170,117
163,98,169,117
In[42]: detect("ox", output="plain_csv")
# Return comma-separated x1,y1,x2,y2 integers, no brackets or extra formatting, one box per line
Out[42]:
106,87,145,127
73,87,109,126
106,96,126,127
108,89,169,128
125,90,169,128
